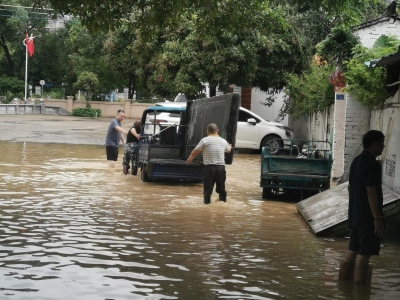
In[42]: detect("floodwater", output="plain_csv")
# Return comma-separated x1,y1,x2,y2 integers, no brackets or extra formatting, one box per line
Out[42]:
0,141,399,300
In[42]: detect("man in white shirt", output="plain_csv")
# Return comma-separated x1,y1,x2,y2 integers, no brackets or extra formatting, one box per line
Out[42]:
186,123,232,204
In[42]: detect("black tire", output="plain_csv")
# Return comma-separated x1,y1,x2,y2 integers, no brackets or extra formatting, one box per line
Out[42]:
262,187,272,199
141,163,150,182
261,136,283,154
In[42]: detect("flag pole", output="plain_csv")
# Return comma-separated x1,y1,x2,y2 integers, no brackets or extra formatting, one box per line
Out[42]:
24,35,28,105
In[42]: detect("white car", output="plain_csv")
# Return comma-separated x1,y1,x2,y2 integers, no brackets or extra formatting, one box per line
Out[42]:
236,106,293,150
150,101,294,151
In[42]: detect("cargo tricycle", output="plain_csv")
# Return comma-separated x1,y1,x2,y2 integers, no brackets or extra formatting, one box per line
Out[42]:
260,139,333,199
138,94,240,182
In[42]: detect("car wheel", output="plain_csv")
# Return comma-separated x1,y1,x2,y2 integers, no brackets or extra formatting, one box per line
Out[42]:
261,136,283,154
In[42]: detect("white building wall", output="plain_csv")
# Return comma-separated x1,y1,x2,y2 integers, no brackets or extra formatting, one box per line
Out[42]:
370,92,400,193
289,105,334,142
251,89,288,125
354,19,400,49
343,94,370,173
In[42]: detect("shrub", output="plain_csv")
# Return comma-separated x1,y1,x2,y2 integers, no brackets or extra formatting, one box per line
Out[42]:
0,76,25,103
72,107,102,118
281,63,335,120
73,72,99,100
344,35,400,109
47,88,65,99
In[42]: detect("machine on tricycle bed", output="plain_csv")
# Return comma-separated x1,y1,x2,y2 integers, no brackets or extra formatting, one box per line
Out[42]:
260,139,333,199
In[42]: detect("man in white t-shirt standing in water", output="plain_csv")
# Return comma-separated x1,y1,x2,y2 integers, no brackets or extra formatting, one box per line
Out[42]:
186,123,232,204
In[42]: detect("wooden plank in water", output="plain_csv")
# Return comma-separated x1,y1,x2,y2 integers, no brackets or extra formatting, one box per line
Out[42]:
295,182,400,237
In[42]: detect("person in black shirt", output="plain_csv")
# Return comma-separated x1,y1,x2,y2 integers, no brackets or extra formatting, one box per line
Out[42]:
122,121,141,175
339,130,385,284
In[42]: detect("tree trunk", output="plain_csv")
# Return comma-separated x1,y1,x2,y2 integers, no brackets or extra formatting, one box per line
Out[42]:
128,76,135,101
209,86,217,97
0,34,14,76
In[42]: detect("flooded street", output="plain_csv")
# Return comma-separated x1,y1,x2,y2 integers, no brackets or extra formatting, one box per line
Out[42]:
1,140,400,299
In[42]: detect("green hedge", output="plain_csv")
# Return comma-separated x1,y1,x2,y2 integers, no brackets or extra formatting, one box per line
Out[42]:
72,107,102,118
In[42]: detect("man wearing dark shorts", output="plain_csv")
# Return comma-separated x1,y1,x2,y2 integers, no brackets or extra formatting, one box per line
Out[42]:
186,123,232,204
339,130,385,284
106,110,128,168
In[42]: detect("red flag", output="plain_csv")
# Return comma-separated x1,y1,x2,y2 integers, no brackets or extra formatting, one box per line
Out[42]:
25,32,34,57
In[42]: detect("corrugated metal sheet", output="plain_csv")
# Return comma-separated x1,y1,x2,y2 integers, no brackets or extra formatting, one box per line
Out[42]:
296,182,400,237
364,46,400,67
185,94,240,165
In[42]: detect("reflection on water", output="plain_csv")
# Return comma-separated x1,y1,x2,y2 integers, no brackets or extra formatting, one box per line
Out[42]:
0,141,399,299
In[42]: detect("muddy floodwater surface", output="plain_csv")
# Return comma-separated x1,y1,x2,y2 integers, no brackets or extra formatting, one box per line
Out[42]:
1,141,400,300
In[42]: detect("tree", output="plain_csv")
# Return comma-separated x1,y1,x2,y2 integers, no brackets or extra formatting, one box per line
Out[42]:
73,71,100,100
344,35,400,109
317,27,360,70
0,75,25,102
29,28,69,87
36,0,279,33
37,0,383,33
282,63,335,119
0,0,47,78
63,21,122,97
103,26,138,100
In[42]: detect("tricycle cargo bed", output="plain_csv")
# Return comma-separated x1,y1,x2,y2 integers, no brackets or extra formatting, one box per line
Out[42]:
260,139,333,198
262,156,331,176
143,159,203,181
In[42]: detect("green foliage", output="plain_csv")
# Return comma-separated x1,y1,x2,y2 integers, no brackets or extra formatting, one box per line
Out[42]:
46,88,65,99
0,0,47,79
288,0,385,25
0,76,25,102
282,64,335,119
103,26,138,100
317,26,359,70
29,28,69,87
64,22,122,97
344,35,400,109
40,0,381,34
71,107,102,118
75,93,86,101
73,71,100,100
0,75,25,94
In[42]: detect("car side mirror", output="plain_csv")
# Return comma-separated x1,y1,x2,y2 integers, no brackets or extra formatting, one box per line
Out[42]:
247,118,257,125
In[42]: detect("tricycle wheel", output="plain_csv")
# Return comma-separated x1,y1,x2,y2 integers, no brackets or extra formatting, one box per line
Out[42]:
262,187,273,199
141,163,150,182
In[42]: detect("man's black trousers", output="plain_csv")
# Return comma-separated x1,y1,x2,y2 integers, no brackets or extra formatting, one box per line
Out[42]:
203,165,227,204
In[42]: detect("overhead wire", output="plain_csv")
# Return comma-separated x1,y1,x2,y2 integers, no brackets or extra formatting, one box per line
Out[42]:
0,3,58,20
0,4,53,11
0,7,73,21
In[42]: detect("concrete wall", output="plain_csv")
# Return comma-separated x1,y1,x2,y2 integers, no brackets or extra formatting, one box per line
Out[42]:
288,105,334,142
370,92,400,193
343,94,370,173
16,98,153,119
251,89,288,125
